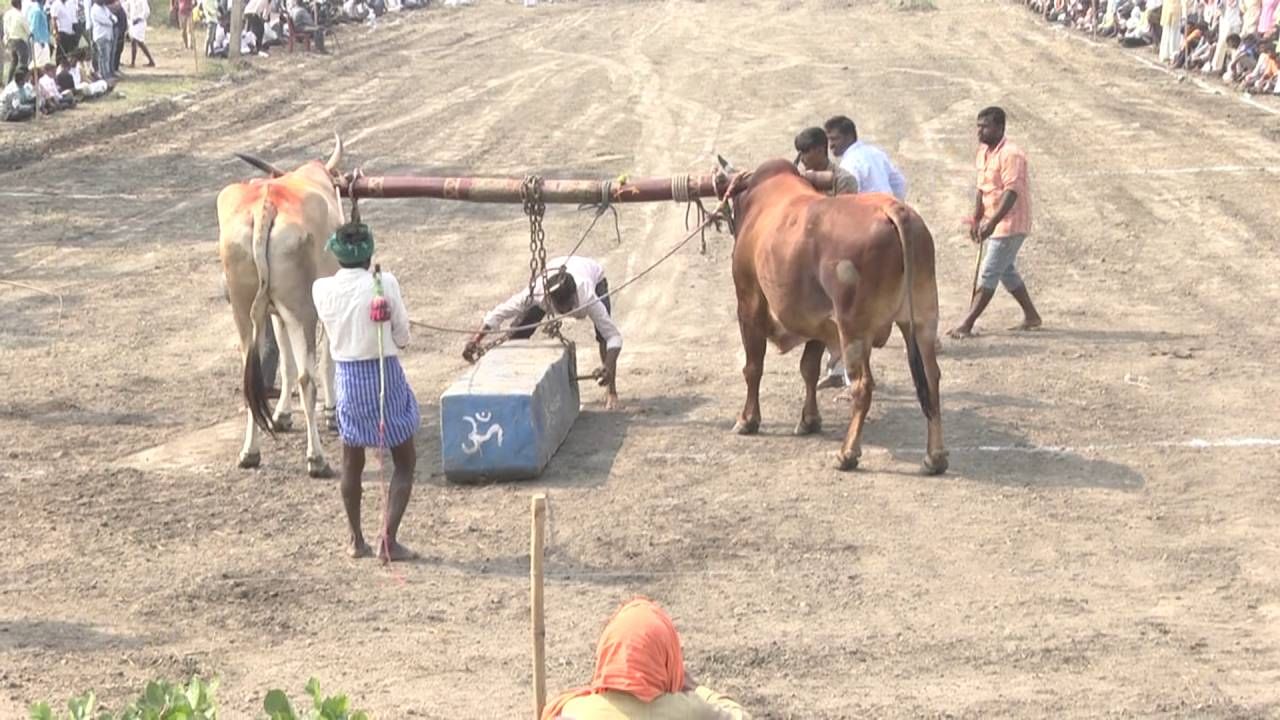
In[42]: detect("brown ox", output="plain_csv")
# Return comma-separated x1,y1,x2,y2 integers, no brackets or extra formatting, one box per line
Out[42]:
217,136,345,478
725,158,948,474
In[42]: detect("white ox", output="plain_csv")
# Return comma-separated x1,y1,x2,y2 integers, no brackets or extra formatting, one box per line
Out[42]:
217,136,345,477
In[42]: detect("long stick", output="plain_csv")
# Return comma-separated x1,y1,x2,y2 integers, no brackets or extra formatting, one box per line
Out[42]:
970,240,985,299
530,494,547,719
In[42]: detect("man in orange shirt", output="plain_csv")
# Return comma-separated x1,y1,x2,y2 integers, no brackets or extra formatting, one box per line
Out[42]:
949,106,1042,339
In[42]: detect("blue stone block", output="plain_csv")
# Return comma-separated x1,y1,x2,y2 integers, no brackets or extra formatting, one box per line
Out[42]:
440,339,581,482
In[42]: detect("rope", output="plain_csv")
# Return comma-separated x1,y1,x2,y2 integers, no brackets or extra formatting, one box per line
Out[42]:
408,209,722,337
671,174,691,204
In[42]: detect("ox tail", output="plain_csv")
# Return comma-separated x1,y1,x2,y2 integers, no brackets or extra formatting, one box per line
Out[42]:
884,204,934,420
244,196,278,435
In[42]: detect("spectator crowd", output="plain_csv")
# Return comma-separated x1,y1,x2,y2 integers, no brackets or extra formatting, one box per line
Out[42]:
1029,0,1280,94
2,0,435,122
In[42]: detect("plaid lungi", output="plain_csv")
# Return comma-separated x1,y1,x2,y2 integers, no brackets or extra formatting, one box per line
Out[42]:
335,357,420,448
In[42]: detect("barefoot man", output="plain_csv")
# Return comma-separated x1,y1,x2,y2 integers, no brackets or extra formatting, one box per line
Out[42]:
949,106,1042,338
313,224,419,560
465,256,623,410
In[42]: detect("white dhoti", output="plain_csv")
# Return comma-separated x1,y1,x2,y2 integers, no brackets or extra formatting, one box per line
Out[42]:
130,21,147,42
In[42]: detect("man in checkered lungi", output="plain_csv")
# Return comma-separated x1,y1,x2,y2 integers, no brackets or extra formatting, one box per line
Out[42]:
313,225,420,561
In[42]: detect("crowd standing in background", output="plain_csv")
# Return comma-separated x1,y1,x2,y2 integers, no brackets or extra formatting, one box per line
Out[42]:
1029,0,1280,93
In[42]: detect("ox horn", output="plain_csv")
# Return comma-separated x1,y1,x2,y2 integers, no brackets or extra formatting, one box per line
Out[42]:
324,132,344,174
235,153,285,178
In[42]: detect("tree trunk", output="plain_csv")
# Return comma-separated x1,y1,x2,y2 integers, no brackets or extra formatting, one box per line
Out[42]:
229,0,244,61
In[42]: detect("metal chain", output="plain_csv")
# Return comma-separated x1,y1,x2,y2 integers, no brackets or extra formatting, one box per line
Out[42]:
521,175,547,301
517,176,567,345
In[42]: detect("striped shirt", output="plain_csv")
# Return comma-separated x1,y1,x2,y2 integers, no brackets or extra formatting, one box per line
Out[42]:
976,137,1032,237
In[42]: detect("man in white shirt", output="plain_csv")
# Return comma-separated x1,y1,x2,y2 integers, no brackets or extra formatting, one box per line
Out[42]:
465,255,623,410
312,224,420,562
88,0,114,80
824,115,908,202
51,0,79,63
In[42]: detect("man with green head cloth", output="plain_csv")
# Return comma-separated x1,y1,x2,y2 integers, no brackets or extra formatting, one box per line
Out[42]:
312,223,420,561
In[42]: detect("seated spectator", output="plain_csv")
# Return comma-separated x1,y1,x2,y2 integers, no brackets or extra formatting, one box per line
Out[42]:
1214,31,1244,72
339,0,366,21
36,61,74,110
541,598,749,720
1,66,38,122
64,48,112,97
1119,0,1157,45
1187,31,1218,67
1173,20,1208,67
1241,40,1278,90
1225,32,1260,81
287,0,326,52
208,15,230,55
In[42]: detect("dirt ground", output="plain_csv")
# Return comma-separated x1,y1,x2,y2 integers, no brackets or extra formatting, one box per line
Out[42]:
3,0,1280,717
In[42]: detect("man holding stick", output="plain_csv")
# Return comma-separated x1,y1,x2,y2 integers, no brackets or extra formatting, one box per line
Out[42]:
949,106,1042,339
313,224,420,561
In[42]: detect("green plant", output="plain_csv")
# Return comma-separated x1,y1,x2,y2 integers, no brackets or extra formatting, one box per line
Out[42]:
30,678,218,720
32,677,367,720
263,679,368,720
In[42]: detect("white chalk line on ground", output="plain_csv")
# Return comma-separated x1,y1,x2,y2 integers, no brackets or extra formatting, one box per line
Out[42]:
644,437,1280,460
882,437,1280,455
1047,164,1280,178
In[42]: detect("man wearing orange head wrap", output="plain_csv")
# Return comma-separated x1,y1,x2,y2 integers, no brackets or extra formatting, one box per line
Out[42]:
541,598,749,720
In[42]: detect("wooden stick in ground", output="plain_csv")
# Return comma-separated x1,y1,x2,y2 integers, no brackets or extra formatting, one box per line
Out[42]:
530,494,547,719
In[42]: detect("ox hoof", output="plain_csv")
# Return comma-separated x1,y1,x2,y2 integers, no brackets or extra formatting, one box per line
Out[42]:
923,452,949,476
794,417,822,436
308,458,334,479
836,450,860,472
238,450,261,469
270,413,294,432
732,418,760,436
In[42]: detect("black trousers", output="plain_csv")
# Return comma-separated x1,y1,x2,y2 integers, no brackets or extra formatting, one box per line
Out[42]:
56,32,80,64
512,278,610,342
246,14,265,52
6,40,30,84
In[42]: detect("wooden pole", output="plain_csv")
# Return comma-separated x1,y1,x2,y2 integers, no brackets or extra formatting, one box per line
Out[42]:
229,0,244,61
530,494,547,719
343,169,836,204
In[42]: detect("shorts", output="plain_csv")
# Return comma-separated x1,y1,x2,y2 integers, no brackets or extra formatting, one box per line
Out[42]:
978,234,1027,292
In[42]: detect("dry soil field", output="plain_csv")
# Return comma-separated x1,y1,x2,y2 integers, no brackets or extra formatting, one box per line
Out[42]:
3,0,1280,717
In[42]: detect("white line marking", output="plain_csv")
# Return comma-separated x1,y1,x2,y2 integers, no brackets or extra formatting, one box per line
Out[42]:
890,437,1280,455
0,190,151,201
1046,164,1280,179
